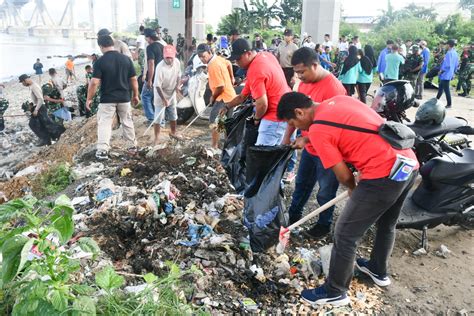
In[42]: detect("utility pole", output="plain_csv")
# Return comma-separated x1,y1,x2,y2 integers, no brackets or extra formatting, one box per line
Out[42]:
111,0,120,32
184,0,193,63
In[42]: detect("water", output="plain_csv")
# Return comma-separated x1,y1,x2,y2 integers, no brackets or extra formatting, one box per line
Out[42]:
0,33,98,82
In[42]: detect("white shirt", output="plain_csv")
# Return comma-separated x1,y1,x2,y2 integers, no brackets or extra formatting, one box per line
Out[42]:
303,41,316,49
354,42,361,49
51,76,66,98
399,44,407,57
338,41,349,52
136,34,146,50
153,58,181,105
323,40,333,51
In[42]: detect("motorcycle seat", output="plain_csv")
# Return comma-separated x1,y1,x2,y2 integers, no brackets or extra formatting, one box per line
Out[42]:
408,117,467,139
421,148,474,182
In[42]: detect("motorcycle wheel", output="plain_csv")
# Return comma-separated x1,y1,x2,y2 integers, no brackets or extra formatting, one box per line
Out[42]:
177,107,195,125
459,210,474,230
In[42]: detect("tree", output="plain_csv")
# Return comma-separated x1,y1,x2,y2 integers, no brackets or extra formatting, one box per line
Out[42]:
216,9,251,35
277,0,302,27
248,0,279,29
399,3,437,21
459,0,474,20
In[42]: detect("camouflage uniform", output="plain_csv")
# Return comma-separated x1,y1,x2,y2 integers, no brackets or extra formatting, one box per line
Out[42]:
458,49,473,96
42,83,62,113
0,98,9,131
403,53,424,88
176,35,185,61
427,47,445,81
76,73,100,117
163,32,173,45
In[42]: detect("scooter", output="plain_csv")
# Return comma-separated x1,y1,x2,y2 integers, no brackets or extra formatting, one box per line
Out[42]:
397,134,474,249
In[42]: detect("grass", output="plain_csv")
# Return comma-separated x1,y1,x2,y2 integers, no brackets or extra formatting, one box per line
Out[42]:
31,163,74,198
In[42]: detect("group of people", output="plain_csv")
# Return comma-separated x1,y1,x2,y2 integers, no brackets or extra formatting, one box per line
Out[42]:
10,24,471,308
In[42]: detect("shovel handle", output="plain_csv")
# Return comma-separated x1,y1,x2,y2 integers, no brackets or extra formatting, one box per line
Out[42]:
143,106,166,136
286,191,349,231
181,103,213,133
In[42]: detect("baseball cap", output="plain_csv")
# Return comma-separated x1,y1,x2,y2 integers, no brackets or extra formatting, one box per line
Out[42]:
283,29,293,36
19,74,30,82
229,38,251,61
163,45,176,58
196,43,211,54
144,28,157,38
97,28,112,37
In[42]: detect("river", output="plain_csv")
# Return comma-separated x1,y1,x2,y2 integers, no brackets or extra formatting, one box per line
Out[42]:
0,33,98,82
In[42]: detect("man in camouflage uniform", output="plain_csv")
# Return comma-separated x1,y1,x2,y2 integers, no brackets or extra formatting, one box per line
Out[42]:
77,65,100,117
42,82,64,121
163,28,173,45
176,33,185,61
457,45,473,97
403,45,424,89
426,42,445,82
0,97,8,132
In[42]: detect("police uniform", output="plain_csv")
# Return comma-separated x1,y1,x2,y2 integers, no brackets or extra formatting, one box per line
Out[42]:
403,53,424,88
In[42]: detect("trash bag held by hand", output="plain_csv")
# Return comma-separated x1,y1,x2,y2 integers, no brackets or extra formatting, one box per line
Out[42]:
221,105,254,193
244,146,293,252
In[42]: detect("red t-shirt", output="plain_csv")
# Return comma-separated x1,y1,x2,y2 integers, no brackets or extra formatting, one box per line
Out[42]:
308,95,419,180
298,74,346,156
242,52,290,121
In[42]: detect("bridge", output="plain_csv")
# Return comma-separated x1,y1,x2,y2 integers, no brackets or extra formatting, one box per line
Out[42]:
0,0,137,37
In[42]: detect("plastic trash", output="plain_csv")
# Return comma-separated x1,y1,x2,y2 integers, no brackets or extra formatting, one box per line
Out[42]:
178,223,214,247
318,244,333,276
96,188,114,202
243,145,293,252
220,105,254,194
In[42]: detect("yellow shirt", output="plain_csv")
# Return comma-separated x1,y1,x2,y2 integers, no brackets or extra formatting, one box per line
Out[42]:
207,56,236,103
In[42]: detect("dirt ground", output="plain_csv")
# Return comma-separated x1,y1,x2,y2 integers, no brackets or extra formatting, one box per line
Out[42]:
0,83,472,314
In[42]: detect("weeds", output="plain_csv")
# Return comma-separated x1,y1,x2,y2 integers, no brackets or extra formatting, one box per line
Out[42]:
0,196,206,315
32,163,74,198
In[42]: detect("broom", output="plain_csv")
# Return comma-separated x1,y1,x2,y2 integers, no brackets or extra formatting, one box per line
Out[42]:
276,191,349,253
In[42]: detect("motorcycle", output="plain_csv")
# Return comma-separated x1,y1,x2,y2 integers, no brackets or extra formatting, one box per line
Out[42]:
372,80,474,248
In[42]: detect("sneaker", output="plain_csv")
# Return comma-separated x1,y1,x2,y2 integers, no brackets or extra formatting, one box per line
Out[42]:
301,285,350,307
458,92,467,97
284,171,296,183
95,150,109,160
303,223,330,239
355,258,391,287
445,105,452,109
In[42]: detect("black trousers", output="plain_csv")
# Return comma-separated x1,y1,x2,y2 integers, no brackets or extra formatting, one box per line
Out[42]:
436,79,452,106
282,67,294,88
325,172,417,295
357,82,371,104
343,84,355,96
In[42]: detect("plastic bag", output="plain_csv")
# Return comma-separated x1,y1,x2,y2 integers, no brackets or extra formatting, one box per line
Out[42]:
243,145,293,252
220,105,254,194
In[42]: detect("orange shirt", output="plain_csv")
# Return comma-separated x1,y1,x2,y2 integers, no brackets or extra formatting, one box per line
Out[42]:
65,60,74,71
207,56,236,103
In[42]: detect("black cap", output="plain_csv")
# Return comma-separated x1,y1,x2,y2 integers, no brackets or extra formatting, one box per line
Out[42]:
97,28,112,37
196,43,211,54
229,38,251,61
19,74,29,82
144,28,157,38
283,29,293,36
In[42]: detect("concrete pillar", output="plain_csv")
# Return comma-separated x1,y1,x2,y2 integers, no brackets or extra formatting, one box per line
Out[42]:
155,0,185,43
136,0,144,25
302,0,341,44
193,0,205,41
111,0,120,32
88,0,95,32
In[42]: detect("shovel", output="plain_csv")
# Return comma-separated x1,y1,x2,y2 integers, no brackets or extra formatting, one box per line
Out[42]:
142,106,166,136
181,102,213,134
276,191,349,253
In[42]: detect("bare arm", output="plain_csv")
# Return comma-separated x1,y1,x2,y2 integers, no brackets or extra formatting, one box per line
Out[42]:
210,86,224,104
226,93,249,109
130,76,139,106
331,161,356,195
254,94,268,120
282,124,296,145
86,78,100,110
44,96,64,104
146,60,155,86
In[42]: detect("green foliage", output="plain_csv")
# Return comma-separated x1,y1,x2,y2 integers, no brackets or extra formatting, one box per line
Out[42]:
277,0,302,27
33,163,74,198
339,21,361,39
217,8,252,35
143,18,160,30
434,14,474,43
205,24,214,35
0,196,205,315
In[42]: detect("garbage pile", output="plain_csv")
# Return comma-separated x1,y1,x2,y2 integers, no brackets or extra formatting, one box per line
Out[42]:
62,143,384,314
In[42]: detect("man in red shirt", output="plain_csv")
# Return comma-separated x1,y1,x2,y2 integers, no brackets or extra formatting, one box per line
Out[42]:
283,47,346,238
223,39,290,146
277,92,418,306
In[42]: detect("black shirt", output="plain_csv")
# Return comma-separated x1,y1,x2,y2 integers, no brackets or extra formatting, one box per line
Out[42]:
93,50,136,103
145,41,164,82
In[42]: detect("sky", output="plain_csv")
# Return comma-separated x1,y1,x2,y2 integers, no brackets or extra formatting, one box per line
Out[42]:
0,0,465,31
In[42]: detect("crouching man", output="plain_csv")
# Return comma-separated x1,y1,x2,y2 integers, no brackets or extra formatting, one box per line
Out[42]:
19,74,65,146
277,92,418,306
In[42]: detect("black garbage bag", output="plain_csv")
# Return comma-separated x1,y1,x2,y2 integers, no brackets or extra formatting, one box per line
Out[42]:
243,145,293,252
221,105,254,193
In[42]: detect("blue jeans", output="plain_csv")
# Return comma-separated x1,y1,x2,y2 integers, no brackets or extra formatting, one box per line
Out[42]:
288,149,339,227
287,130,297,172
255,119,287,146
141,84,155,122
